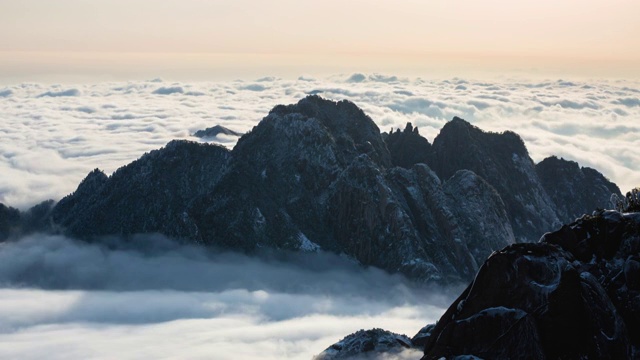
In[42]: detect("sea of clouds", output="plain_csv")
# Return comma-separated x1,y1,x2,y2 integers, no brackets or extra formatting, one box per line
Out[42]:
0,234,451,359
1,73,639,209
1,73,639,359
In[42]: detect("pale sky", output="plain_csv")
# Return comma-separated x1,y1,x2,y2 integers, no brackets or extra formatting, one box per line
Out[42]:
1,0,639,81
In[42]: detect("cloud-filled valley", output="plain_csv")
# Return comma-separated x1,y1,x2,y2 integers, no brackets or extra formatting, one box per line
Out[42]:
0,234,450,359
1,74,639,209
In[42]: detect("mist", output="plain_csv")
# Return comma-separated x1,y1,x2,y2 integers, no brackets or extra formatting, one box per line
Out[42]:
0,234,453,359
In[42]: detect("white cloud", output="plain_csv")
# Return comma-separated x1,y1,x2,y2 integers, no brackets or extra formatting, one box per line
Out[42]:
0,235,451,359
1,74,639,209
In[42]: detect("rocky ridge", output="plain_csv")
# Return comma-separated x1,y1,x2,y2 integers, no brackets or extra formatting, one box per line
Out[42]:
0,96,621,284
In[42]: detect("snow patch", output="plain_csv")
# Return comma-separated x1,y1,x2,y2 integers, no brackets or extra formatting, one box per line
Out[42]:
298,232,320,252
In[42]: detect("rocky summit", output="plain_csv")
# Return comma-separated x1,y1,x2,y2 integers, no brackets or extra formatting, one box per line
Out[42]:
420,210,640,359
1,96,621,284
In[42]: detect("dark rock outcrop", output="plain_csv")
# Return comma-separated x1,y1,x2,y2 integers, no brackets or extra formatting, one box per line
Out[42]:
429,117,561,242
51,140,230,240
187,97,515,281
421,210,640,359
536,155,622,223
315,328,418,359
384,122,432,168
411,324,436,349
193,125,242,138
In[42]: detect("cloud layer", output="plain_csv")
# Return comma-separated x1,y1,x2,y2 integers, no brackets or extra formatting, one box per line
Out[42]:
1,75,639,209
0,235,452,359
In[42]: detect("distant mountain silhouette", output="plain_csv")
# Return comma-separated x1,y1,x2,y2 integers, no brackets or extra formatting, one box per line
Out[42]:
193,125,242,138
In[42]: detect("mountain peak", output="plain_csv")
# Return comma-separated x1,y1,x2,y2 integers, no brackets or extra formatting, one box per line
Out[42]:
384,122,431,168
431,117,557,241
237,95,391,168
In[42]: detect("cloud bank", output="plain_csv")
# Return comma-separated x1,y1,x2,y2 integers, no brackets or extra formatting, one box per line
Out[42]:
0,75,639,209
0,234,452,359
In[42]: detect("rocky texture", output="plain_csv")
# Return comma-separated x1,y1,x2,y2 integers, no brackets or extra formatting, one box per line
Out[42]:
315,328,417,359
442,170,515,269
421,210,640,359
190,96,392,251
189,96,513,281
384,122,431,169
8,95,618,283
537,155,622,224
429,117,561,243
192,124,242,138
411,324,436,349
51,140,230,240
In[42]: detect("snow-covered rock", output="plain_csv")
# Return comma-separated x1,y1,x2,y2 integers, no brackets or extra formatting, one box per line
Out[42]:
314,328,418,360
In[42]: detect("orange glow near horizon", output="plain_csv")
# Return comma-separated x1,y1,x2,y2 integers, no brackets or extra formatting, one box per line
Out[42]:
0,0,638,81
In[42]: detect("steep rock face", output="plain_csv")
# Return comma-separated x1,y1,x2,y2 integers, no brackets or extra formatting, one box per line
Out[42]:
51,140,230,240
327,155,433,276
442,170,515,267
190,96,391,251
315,328,417,360
189,97,514,282
384,122,432,168
421,210,640,359
536,155,622,223
430,117,560,242
39,96,622,284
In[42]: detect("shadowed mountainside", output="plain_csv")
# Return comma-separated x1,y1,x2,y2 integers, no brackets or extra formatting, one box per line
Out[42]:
1,96,621,284
317,209,640,359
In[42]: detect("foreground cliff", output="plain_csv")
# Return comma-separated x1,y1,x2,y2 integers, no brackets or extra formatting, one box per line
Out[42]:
318,209,640,359
421,210,639,359
0,96,620,283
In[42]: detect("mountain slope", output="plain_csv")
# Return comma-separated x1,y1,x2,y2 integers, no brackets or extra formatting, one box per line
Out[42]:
51,140,230,240
429,117,560,242
18,95,618,283
421,210,638,359
536,155,622,223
